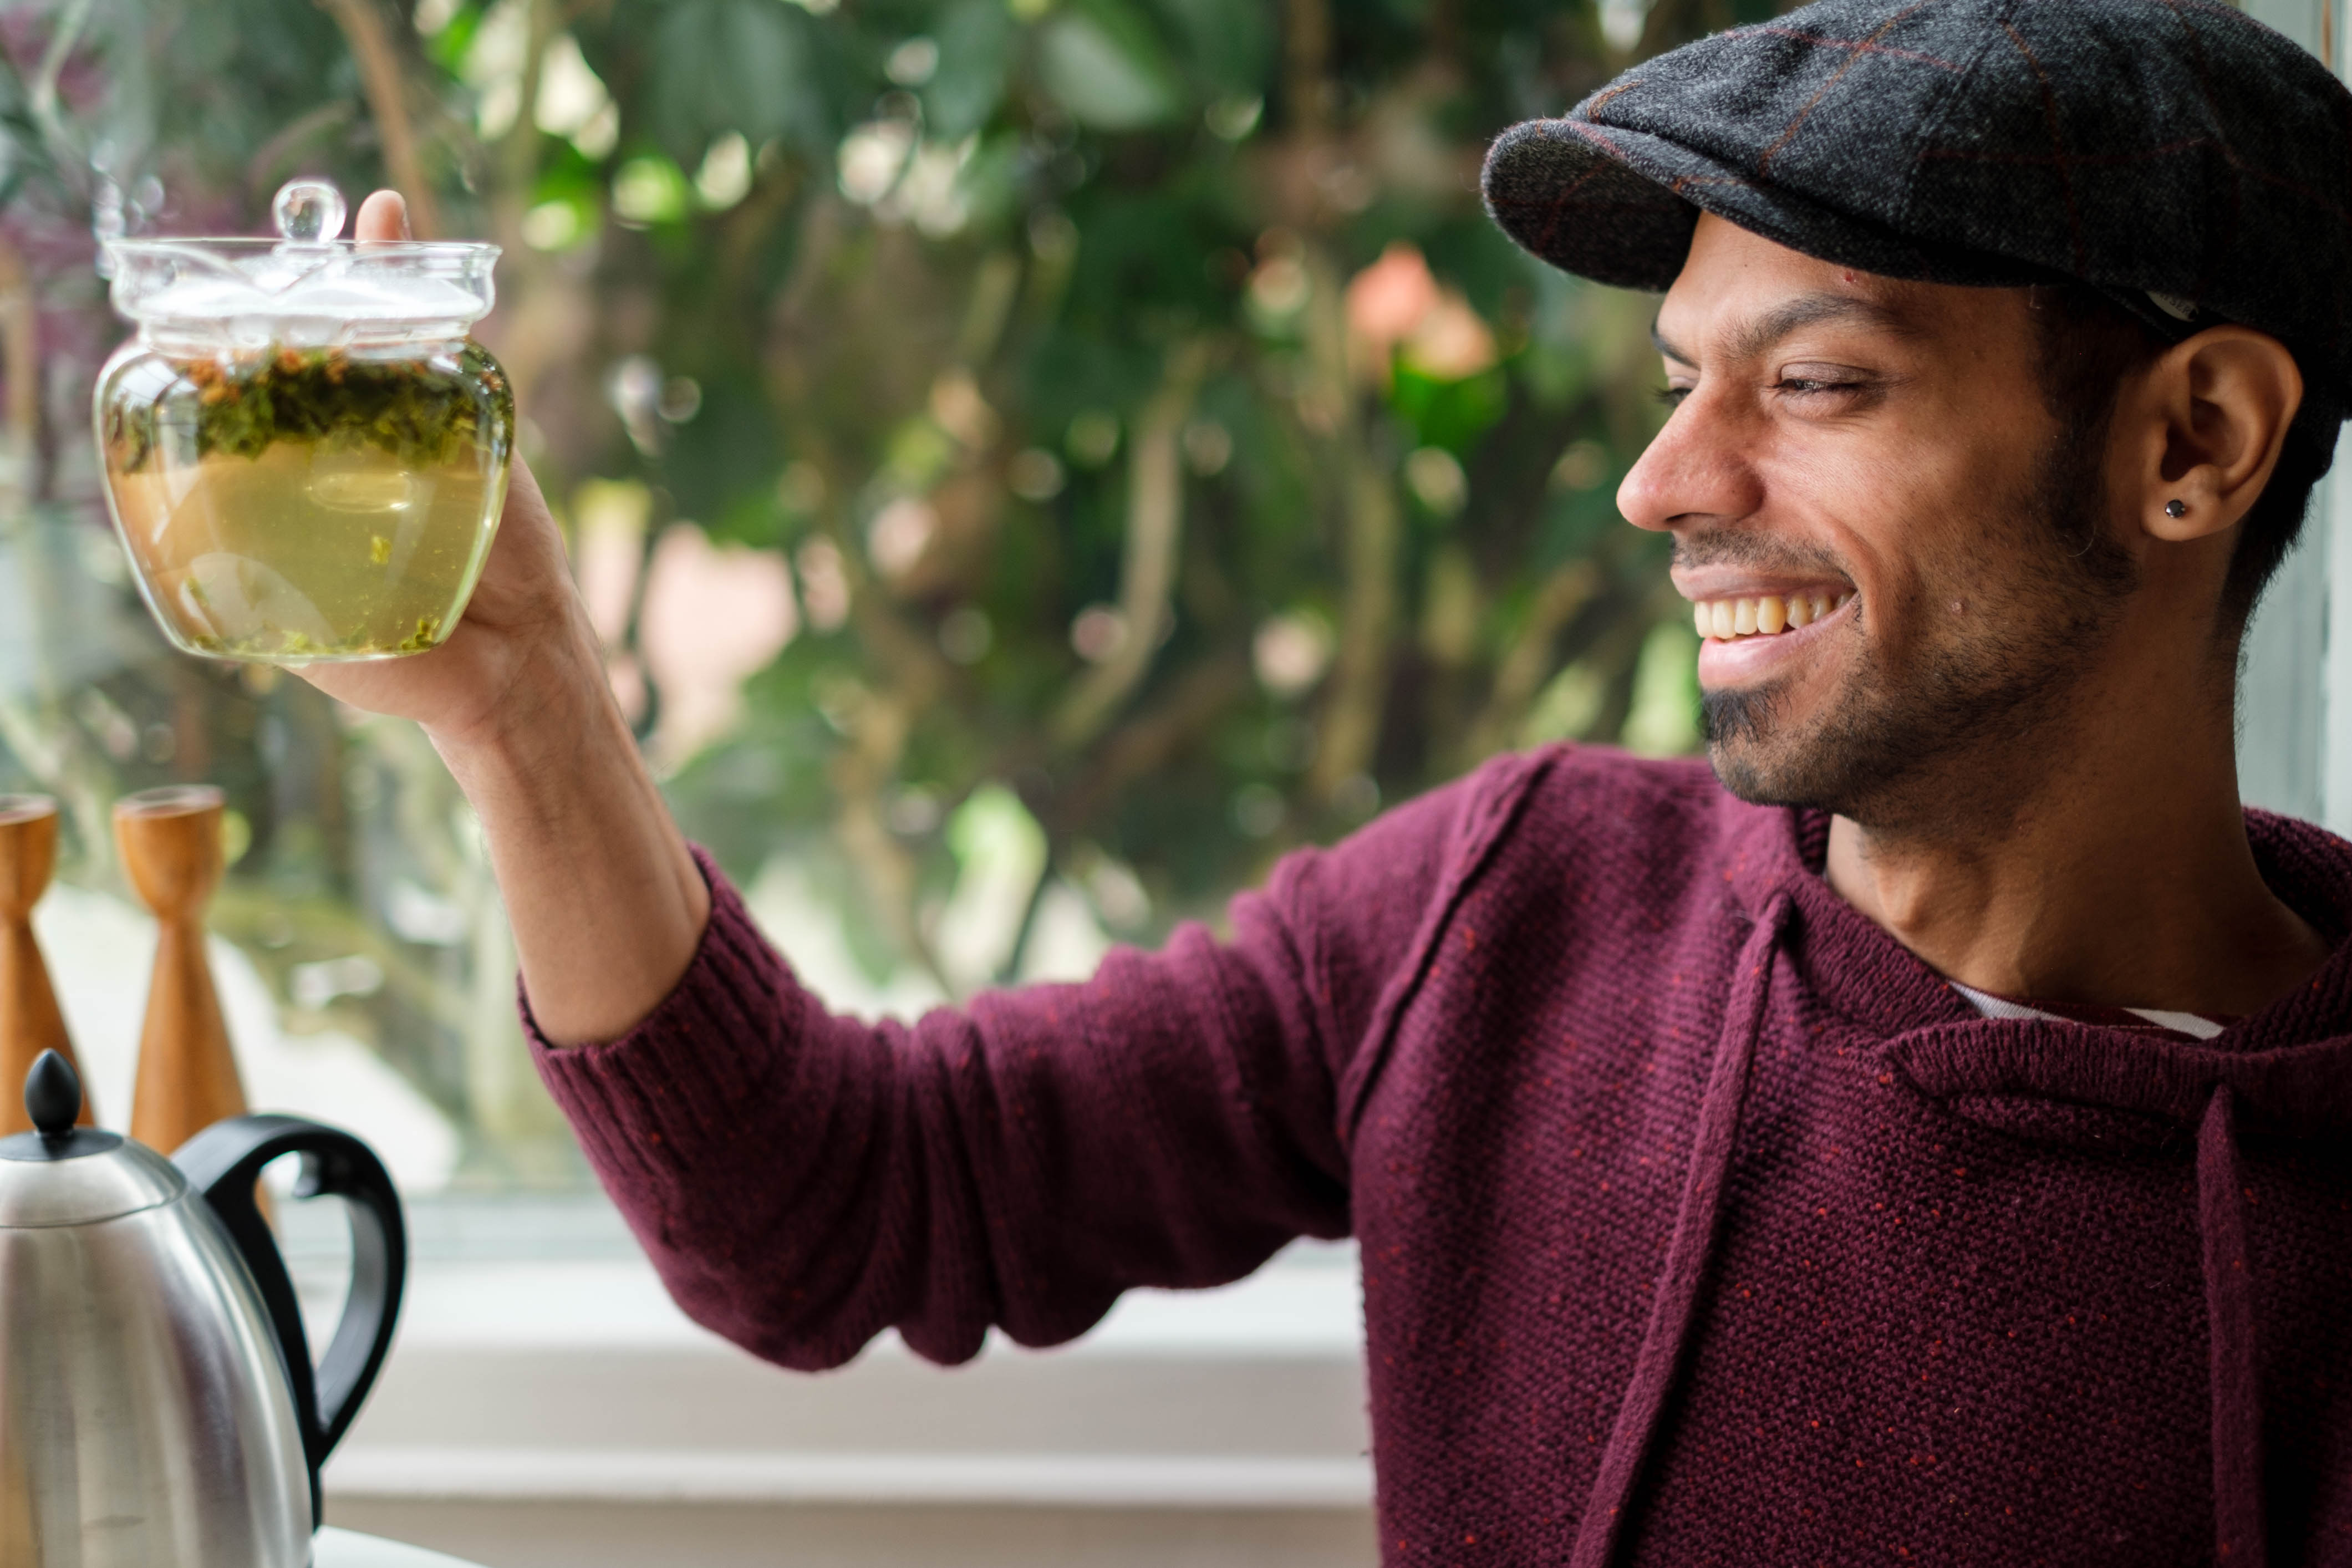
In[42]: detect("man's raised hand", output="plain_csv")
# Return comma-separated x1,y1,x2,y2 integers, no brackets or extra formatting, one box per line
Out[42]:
297,189,711,1046
293,190,595,757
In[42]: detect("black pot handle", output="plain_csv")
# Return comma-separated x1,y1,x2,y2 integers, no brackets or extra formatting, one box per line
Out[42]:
172,1113,408,1529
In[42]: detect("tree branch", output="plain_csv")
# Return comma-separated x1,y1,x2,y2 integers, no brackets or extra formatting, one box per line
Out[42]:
1284,0,1332,136
797,439,955,991
246,99,361,200
1461,560,1602,763
827,687,952,996
1300,242,1402,804
317,0,444,238
1050,338,1213,749
0,234,41,515
1050,651,1253,832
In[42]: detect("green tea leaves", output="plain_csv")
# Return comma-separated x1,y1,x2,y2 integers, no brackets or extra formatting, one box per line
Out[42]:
106,341,515,475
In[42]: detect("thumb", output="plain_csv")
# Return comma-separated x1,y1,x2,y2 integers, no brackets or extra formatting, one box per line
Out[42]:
354,190,412,243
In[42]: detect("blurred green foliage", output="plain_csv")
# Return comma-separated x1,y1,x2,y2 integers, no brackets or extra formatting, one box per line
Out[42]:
0,0,1764,1181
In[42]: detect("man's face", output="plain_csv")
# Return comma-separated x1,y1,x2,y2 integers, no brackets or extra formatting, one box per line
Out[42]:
1620,215,2134,826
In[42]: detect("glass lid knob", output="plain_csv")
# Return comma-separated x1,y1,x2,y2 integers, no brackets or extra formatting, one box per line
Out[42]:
272,178,346,245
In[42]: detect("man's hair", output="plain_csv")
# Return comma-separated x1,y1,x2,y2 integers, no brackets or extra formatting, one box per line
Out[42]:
2027,284,2328,633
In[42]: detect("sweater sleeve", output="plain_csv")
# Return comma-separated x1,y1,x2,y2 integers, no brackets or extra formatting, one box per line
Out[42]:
525,757,1528,1371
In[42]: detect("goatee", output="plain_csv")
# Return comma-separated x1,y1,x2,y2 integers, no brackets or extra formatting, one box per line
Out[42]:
1698,429,2135,828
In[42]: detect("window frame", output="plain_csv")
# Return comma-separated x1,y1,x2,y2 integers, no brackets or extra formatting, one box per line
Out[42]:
2240,0,2346,827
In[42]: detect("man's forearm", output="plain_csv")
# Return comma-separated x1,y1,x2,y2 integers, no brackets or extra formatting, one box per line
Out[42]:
431,632,711,1047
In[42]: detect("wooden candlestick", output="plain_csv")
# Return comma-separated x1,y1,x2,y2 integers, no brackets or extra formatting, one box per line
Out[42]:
0,795,92,1134
118,786,248,1155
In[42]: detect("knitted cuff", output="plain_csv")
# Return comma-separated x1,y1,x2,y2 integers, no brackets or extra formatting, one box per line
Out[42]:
522,846,803,1187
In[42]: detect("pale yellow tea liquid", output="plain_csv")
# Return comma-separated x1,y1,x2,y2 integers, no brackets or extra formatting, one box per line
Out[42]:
97,343,512,663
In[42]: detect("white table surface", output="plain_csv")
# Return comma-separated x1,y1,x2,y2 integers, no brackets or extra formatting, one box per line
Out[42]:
316,1526,488,1568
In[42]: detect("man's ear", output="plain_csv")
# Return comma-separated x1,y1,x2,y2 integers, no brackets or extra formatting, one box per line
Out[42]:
2119,325,2302,544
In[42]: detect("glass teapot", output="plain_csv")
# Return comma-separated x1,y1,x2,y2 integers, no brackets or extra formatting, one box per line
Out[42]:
93,179,512,664
0,1050,405,1567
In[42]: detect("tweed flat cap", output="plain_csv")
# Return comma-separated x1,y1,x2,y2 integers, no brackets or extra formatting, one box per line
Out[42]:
1483,0,2352,431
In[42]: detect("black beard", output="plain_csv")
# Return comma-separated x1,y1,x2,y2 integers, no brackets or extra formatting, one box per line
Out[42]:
1699,431,2136,830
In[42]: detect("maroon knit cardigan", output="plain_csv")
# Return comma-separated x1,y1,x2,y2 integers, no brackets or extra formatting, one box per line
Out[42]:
528,745,2352,1566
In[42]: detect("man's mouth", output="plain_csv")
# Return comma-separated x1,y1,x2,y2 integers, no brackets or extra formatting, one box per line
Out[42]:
1690,590,1854,642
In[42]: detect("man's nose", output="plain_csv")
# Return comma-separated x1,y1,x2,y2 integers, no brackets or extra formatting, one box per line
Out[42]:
1616,391,1763,535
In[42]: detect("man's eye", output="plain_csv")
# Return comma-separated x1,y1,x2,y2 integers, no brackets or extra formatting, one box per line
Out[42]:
1656,385,1693,406
1776,377,1863,397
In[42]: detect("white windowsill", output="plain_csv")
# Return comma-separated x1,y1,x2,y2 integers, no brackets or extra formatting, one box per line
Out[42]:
325,1450,1374,1509
371,1244,1366,1358
323,1238,1373,1514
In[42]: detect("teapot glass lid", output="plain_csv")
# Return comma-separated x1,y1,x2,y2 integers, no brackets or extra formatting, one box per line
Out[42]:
105,179,500,348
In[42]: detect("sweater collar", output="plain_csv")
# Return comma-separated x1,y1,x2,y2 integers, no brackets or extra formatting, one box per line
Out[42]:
1712,788,2352,1070
1711,792,1974,1040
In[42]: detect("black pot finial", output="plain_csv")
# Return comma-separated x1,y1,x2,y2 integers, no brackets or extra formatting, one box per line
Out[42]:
25,1050,81,1138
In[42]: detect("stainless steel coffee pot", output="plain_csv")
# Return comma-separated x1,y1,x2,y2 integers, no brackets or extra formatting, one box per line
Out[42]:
0,1050,405,1567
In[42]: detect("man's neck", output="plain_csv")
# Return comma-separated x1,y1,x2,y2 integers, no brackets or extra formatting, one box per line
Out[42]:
1820,704,2331,1019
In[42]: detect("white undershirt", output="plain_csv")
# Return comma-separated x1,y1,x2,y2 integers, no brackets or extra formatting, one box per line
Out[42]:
1949,981,2228,1041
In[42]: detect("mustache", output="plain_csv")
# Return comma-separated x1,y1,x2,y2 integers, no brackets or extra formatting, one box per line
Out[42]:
1671,531,1851,582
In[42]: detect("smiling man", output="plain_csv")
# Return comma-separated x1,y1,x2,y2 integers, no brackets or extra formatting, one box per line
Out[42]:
317,0,2352,1562
1617,224,2329,1020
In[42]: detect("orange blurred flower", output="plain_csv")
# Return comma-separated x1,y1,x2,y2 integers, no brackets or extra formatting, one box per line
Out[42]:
1406,294,1498,381
1343,240,1496,384
1346,241,1440,355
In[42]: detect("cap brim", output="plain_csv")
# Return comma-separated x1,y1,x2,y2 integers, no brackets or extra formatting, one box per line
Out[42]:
1483,116,2043,293
1481,119,1696,292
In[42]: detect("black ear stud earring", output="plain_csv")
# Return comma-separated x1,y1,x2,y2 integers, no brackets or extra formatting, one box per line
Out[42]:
2165,499,2187,518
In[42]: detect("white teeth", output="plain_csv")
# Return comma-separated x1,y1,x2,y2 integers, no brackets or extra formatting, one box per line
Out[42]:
1693,589,1850,640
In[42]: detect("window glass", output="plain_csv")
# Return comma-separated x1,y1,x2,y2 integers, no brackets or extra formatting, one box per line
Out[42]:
0,0,1699,1201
